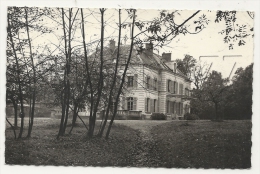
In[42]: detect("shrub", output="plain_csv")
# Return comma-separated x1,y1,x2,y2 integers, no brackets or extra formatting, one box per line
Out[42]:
184,113,199,120
151,113,167,120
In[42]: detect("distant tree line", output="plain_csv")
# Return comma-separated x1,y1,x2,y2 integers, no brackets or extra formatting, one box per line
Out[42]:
176,55,253,120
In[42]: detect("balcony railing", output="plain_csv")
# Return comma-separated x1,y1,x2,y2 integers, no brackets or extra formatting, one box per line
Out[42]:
97,110,142,120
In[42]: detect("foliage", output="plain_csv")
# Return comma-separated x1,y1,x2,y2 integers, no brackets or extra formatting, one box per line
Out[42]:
190,64,253,120
192,71,229,120
184,113,199,120
223,63,253,119
151,113,167,120
215,10,254,50
176,54,197,78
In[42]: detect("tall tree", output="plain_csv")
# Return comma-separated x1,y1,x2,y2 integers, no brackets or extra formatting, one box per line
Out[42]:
176,54,197,78
195,71,229,120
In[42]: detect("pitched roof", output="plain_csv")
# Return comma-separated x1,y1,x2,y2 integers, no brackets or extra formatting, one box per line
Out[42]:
89,44,189,80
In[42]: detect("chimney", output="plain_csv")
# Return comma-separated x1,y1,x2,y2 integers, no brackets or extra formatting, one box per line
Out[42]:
162,53,171,62
174,62,177,73
109,40,115,50
145,43,153,57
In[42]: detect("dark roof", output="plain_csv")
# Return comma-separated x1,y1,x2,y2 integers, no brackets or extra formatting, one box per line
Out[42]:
89,44,189,80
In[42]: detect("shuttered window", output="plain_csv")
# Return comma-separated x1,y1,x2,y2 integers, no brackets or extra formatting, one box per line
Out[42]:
154,78,157,90
127,76,134,87
145,98,150,112
179,84,183,95
122,97,126,110
180,103,183,115
167,80,171,92
174,81,178,94
154,99,157,112
147,76,150,89
134,74,138,88
150,99,154,112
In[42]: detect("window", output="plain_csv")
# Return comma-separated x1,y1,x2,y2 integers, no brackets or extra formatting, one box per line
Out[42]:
185,88,189,96
147,76,150,89
127,97,134,110
173,81,178,94
145,98,150,112
167,80,171,92
154,78,157,90
154,99,157,112
166,100,170,113
179,84,183,95
128,76,134,87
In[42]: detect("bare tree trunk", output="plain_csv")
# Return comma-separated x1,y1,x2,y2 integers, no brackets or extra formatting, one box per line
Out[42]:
105,9,136,139
69,103,78,134
57,8,69,139
98,9,122,137
7,13,25,139
80,8,94,136
25,7,37,138
6,117,16,139
11,98,18,127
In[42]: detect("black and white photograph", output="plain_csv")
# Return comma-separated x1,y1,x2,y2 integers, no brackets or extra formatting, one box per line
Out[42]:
1,0,259,174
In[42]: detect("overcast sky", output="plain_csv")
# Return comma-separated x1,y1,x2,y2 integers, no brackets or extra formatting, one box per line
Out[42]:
27,8,254,79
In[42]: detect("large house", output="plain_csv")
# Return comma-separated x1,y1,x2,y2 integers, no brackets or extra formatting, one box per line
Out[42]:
107,40,192,119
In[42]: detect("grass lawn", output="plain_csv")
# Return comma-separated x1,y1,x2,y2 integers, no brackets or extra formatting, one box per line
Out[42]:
150,120,252,168
5,118,142,166
5,118,251,168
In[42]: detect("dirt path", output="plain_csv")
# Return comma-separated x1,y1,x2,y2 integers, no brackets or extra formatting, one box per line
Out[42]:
114,120,169,167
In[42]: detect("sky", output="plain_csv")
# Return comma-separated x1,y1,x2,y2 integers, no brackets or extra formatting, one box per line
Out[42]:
0,1,259,174
26,8,254,79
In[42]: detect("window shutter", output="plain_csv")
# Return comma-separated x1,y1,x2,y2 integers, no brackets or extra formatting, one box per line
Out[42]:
181,103,183,115
152,78,155,90
155,79,158,90
173,81,176,93
133,97,137,110
171,81,174,93
125,98,128,110
173,102,175,114
145,76,148,89
134,74,138,88
122,97,125,110
154,99,157,112
179,84,183,95
148,98,151,112
176,102,179,115
175,82,179,94
148,76,153,89
165,99,168,113
145,98,147,112
171,101,174,114
158,80,161,91
151,99,154,112
124,76,127,88
167,80,170,92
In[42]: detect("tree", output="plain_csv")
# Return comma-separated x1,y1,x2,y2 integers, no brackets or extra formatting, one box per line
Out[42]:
7,7,53,138
215,10,254,50
223,64,253,119
194,71,229,120
176,54,197,78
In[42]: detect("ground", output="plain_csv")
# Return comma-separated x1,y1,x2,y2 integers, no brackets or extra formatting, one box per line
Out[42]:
5,118,251,168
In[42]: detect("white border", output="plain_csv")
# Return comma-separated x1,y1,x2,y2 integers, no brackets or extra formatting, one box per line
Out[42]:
0,1,259,174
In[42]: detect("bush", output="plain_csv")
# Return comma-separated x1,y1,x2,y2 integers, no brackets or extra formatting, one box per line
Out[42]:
151,113,167,120
184,113,199,120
